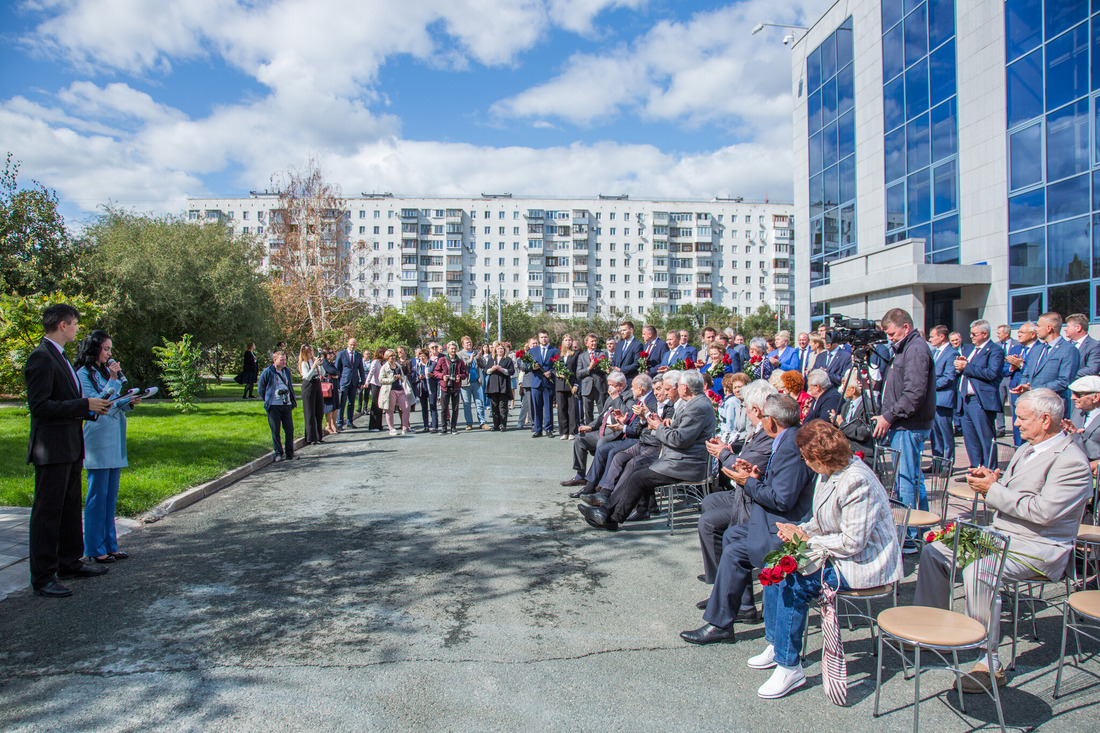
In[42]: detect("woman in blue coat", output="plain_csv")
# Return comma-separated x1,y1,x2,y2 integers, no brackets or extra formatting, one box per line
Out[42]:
75,330,140,563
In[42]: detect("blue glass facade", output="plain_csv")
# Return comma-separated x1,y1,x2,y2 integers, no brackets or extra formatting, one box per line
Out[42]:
881,0,959,263
807,16,856,298
1005,0,1098,323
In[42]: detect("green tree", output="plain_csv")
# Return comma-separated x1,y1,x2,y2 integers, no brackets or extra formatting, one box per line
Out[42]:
0,292,103,399
0,153,83,296
405,294,480,345
152,334,203,412
473,295,536,345
740,305,794,340
83,208,275,385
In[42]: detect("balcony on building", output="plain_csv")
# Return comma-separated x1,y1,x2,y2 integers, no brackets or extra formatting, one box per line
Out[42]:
525,209,545,219
400,208,419,219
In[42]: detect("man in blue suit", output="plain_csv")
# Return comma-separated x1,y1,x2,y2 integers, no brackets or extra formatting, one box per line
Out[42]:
1066,313,1100,378
812,331,852,387
1012,311,1080,418
928,325,958,463
639,324,668,378
679,329,700,362
334,337,366,429
794,332,813,377
1004,322,1037,445
955,320,1005,470
528,329,559,437
949,331,973,435
659,330,683,372
612,321,643,382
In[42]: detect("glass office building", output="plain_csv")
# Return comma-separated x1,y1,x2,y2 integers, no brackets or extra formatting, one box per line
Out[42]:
793,0,1097,335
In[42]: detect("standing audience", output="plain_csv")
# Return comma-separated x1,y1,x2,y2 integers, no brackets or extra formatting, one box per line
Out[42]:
298,345,324,445
258,350,297,461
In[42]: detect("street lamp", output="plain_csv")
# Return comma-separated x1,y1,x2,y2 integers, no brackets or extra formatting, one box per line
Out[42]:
751,22,809,45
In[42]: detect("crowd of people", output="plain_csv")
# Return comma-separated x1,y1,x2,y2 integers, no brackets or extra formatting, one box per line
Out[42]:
22,302,1100,705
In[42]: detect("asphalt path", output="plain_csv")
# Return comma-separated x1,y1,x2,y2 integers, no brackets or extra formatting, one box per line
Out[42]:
0,421,1095,731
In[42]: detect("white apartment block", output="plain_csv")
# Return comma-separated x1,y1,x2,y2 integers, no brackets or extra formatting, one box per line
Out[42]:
187,194,795,319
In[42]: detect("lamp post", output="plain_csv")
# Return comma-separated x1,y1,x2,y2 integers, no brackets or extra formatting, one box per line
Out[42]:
751,22,809,45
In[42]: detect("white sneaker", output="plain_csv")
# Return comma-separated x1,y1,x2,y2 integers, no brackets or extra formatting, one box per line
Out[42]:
747,644,777,670
757,664,806,699
389,429,398,436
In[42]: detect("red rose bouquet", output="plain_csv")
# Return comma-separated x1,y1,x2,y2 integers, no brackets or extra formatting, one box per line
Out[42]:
706,388,723,430
551,354,573,381
514,348,537,372
924,522,1042,573
637,350,650,372
590,352,608,373
744,354,764,381
759,536,812,586
669,357,696,371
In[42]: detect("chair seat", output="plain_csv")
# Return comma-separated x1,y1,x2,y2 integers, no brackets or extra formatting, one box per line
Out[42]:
1068,591,1100,620
1079,524,1100,543
947,484,982,501
877,606,986,648
841,583,894,598
906,509,941,527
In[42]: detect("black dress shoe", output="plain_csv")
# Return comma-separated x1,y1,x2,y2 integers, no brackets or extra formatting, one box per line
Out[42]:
625,508,650,522
581,490,610,507
567,488,586,499
545,431,555,438
35,580,72,598
737,606,762,624
532,431,543,438
578,485,599,496
697,574,709,583
578,503,619,531
109,551,129,560
58,563,109,579
680,623,735,645
561,477,587,487
92,555,115,564
696,598,709,610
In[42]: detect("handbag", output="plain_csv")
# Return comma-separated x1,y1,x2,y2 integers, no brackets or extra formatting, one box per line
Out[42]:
403,375,417,408
321,381,333,399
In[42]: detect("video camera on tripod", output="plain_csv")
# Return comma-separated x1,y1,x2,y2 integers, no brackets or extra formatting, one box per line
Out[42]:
828,314,891,424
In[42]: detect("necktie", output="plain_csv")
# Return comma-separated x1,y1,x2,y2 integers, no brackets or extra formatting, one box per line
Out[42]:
599,410,610,437
1015,444,1035,470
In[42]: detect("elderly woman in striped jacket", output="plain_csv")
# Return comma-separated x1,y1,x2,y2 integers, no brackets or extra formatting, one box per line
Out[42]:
747,419,902,700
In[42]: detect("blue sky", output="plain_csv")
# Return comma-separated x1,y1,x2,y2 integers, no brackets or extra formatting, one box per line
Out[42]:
0,0,825,223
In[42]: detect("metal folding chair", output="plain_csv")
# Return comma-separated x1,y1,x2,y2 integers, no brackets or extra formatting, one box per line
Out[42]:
1053,590,1100,697
663,457,715,535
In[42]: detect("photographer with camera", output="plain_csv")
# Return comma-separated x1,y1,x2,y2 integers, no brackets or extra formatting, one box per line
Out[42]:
258,350,297,462
872,309,935,546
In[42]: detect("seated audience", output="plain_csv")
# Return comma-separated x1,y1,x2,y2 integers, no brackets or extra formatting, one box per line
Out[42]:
779,370,811,421
746,419,903,700
913,388,1093,693
578,371,715,531
834,367,875,458
560,372,633,491
718,372,750,441
572,374,657,498
803,368,842,423
680,395,815,643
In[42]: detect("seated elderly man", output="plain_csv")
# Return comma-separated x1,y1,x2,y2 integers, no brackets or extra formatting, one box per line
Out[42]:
697,379,778,585
583,371,680,513
561,371,634,490
913,387,1093,692
571,374,658,499
681,396,815,643
579,370,715,531
802,368,842,424
1065,375,1100,472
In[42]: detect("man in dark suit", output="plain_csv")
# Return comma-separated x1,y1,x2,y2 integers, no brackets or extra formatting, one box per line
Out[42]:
680,329,700,362
1066,313,1100,378
716,332,744,373
795,332,814,377
334,337,366,429
528,329,559,437
956,320,1006,471
561,372,632,489
812,331,852,387
994,325,1018,435
612,321,643,382
1013,311,1080,419
25,304,111,598
681,395,814,642
928,325,958,463
579,371,715,530
639,324,668,378
574,333,607,424
803,368,843,423
731,333,749,366
658,330,683,371
698,379,777,584
1004,323,1037,445
575,374,657,497
949,331,972,435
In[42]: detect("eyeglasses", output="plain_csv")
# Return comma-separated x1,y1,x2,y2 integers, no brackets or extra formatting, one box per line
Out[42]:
1073,391,1095,398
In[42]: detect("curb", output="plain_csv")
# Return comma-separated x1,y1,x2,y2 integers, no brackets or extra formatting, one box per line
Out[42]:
138,409,364,523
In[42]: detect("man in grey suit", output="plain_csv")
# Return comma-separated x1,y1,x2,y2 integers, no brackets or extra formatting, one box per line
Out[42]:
579,370,714,530
914,388,1093,692
1066,375,1100,468
574,332,608,424
994,325,1018,435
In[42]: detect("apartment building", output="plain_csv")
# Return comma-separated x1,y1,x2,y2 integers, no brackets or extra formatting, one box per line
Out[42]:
187,194,795,319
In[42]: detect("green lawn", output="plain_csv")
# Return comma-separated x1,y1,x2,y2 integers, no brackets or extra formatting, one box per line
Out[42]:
0,400,301,516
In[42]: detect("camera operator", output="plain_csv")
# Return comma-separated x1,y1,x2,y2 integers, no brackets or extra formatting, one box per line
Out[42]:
258,350,297,462
872,308,935,545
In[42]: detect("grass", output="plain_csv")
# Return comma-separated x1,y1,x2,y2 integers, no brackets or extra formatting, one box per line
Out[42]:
0,400,301,516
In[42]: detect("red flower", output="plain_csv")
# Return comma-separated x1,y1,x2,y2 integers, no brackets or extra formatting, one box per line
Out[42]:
778,555,798,574
685,358,695,369
749,355,762,364
515,349,525,358
925,531,937,543
640,350,649,358
550,355,559,362
722,354,732,366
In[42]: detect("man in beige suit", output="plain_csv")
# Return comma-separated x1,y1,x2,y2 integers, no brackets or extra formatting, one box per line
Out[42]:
913,388,1092,692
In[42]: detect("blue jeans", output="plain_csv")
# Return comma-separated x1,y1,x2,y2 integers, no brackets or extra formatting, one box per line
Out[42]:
764,565,848,668
460,383,484,426
889,427,929,518
84,467,122,557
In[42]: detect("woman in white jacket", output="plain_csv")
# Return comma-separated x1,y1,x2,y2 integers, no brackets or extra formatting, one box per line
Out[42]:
379,349,412,436
748,418,902,699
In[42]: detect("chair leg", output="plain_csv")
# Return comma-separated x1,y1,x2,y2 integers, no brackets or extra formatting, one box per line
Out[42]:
953,650,965,713
913,645,922,733
665,484,673,535
1054,601,1070,698
873,632,884,717
1009,585,1019,671
987,647,1007,733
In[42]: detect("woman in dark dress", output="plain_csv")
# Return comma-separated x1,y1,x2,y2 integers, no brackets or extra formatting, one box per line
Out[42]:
320,347,340,435
482,342,515,431
555,334,579,439
241,342,258,398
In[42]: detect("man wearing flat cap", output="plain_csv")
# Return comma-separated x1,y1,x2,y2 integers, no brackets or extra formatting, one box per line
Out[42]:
1065,375,1100,469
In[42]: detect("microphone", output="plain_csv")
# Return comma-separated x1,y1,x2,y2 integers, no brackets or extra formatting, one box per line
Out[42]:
108,358,127,383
